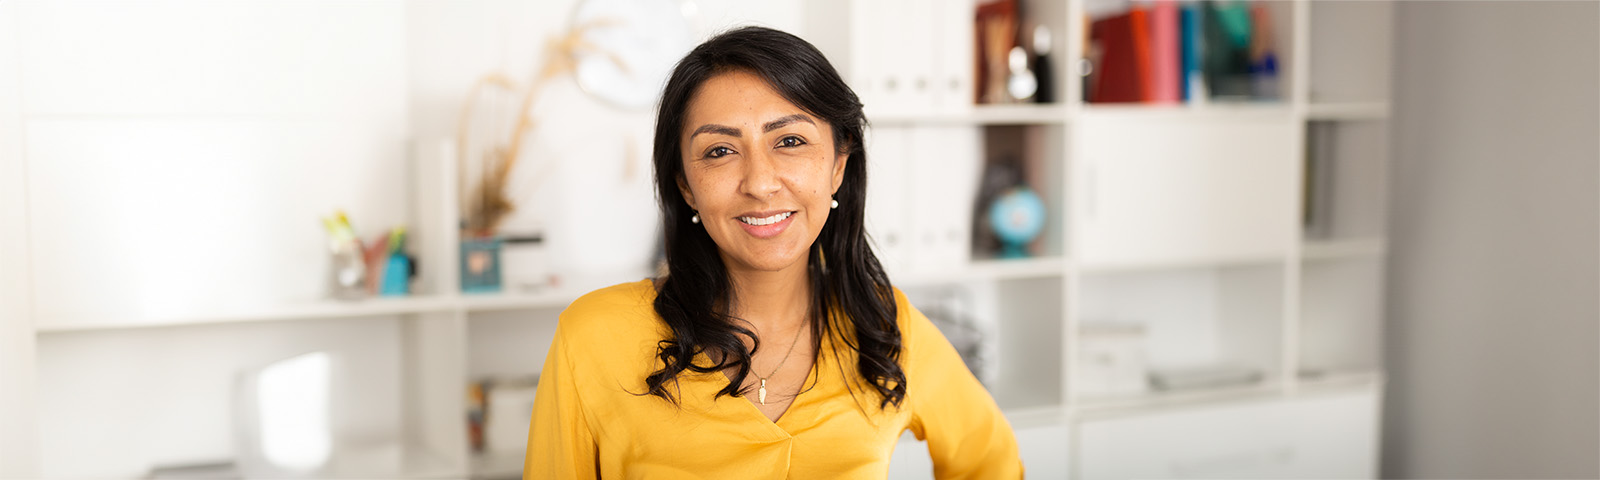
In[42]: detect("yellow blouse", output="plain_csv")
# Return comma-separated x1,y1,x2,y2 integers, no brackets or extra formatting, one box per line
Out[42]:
524,279,1023,479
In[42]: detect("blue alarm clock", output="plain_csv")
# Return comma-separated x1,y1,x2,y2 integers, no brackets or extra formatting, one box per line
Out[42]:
988,186,1046,258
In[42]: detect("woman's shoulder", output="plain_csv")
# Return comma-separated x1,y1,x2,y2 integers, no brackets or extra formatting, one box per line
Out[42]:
886,286,918,327
884,285,938,347
555,278,663,344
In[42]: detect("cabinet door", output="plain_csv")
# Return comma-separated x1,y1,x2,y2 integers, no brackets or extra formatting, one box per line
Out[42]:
1073,117,1298,269
1076,386,1379,479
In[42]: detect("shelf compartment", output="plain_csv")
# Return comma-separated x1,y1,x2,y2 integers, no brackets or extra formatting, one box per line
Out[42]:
868,123,1066,278
1308,0,1394,104
36,313,466,478
986,276,1066,412
1074,263,1286,404
901,276,1064,412
1298,257,1384,377
1303,120,1390,241
466,309,558,383
864,125,984,277
972,123,1067,262
1079,0,1298,107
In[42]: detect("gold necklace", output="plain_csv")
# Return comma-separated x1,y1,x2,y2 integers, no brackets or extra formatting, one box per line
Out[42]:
756,324,804,405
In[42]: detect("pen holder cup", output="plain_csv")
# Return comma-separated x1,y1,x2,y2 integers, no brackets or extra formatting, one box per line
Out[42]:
459,236,503,294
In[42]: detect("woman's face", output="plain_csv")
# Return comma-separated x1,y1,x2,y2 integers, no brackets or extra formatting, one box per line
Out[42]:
677,70,847,275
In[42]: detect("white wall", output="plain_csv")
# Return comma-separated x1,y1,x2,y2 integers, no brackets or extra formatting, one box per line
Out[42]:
404,0,803,279
0,1,38,475
1385,1,1599,477
5,1,806,476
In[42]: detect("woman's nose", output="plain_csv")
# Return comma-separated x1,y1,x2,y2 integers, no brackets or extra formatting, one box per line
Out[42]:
740,149,782,199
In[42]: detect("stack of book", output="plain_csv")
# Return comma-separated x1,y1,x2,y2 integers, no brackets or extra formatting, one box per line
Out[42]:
1085,0,1280,104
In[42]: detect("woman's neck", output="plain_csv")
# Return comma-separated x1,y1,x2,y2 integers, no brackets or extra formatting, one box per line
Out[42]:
723,256,812,334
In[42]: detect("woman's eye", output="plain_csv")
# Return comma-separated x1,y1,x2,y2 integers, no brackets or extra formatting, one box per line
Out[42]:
777,136,807,148
705,146,734,158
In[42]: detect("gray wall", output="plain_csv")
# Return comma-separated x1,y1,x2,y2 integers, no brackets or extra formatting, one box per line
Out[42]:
1386,1,1599,477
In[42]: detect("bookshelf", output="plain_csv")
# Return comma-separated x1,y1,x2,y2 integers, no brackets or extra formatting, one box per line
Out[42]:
0,1,1392,479
807,0,1393,478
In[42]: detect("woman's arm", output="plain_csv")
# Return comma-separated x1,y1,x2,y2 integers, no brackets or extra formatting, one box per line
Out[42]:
901,294,1025,479
525,323,599,479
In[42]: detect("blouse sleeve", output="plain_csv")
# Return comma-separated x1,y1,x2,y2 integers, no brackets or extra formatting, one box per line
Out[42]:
524,323,599,479
902,296,1025,479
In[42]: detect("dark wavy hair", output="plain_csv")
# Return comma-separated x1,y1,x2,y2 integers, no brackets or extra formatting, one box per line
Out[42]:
647,26,905,409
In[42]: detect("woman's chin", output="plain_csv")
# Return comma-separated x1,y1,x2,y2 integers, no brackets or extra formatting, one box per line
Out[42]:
722,247,810,274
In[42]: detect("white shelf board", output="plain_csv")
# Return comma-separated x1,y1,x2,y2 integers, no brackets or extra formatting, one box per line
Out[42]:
464,269,652,314
1296,369,1385,391
1068,378,1287,419
1078,102,1294,121
1077,253,1287,276
1301,237,1387,261
1068,371,1387,420
1003,405,1068,431
36,294,461,333
894,256,1066,288
460,289,583,313
869,104,1068,125
1306,101,1390,121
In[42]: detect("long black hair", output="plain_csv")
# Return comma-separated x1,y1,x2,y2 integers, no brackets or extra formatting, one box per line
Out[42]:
647,26,906,409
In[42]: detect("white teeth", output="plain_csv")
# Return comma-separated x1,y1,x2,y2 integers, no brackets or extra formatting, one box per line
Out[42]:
738,211,792,226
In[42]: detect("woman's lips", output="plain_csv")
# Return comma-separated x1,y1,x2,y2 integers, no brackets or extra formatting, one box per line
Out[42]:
735,210,796,239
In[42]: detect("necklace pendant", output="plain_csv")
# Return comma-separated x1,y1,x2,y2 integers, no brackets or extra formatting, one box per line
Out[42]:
758,378,768,405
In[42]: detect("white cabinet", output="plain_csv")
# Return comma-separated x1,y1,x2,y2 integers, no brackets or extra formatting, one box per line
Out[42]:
1073,116,1299,270
1077,385,1379,479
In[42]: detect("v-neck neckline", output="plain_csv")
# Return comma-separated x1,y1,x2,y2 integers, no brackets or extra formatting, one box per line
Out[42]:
691,331,829,434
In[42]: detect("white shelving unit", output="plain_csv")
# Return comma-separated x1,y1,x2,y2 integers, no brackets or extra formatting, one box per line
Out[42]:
0,1,1394,479
812,0,1395,478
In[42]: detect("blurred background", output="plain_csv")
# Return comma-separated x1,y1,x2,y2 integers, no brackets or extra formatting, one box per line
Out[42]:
0,0,1594,478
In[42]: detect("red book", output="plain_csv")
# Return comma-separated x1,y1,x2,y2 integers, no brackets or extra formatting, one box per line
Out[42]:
1089,10,1149,103
1149,0,1182,103
1129,6,1154,102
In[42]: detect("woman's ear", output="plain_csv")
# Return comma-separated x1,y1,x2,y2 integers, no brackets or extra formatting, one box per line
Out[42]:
831,148,849,194
676,174,697,210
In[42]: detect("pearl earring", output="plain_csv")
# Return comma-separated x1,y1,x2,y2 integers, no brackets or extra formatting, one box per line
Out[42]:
830,198,839,209
691,212,700,224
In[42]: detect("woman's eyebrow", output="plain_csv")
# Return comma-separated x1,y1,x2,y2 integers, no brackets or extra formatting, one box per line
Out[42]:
763,114,814,133
690,124,741,139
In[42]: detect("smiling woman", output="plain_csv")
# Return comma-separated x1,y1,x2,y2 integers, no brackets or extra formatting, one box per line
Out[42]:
525,26,1022,479
678,73,844,274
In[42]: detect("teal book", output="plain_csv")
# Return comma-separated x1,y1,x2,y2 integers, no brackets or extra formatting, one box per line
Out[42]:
1180,2,1201,101
1201,0,1253,99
